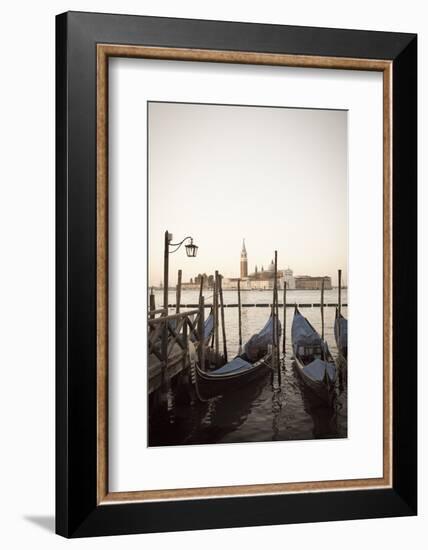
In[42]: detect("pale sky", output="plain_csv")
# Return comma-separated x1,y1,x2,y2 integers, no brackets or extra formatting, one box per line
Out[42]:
148,102,347,286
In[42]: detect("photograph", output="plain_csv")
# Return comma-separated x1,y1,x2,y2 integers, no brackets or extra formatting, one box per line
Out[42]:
0,2,419,544
147,101,348,446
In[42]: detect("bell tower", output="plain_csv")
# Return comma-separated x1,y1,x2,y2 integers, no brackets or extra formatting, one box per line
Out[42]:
240,239,248,278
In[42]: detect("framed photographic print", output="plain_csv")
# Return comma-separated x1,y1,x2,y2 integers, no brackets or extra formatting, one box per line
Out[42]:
56,11,417,537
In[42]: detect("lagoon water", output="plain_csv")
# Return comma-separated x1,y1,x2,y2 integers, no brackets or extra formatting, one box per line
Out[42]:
149,288,348,446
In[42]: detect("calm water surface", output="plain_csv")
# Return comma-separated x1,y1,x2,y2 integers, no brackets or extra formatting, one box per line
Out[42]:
149,288,348,446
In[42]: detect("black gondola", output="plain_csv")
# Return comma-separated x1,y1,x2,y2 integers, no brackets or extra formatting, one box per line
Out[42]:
195,315,280,398
292,306,336,405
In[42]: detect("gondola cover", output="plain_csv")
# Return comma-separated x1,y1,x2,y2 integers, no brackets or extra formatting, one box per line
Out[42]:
292,310,322,348
244,316,280,362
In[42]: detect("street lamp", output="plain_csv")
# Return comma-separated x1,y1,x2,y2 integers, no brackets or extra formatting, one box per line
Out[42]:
184,239,198,257
163,231,198,314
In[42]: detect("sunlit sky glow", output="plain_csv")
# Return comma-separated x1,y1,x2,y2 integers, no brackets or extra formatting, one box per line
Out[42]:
149,102,348,286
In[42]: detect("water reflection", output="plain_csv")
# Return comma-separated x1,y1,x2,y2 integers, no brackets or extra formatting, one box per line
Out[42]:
149,370,268,446
149,355,347,446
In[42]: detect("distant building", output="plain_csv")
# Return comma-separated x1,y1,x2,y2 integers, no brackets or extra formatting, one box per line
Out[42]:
294,275,332,290
221,277,241,290
240,239,248,278
182,273,214,290
181,241,330,292
283,268,296,290
222,240,296,290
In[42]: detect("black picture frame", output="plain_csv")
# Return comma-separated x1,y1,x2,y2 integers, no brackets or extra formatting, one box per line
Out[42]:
56,11,417,538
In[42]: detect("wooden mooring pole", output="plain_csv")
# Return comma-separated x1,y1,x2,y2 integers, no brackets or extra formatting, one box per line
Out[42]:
271,283,276,371
176,269,182,314
321,278,325,341
199,275,204,305
214,271,219,358
272,250,281,385
149,287,156,320
237,279,242,348
337,268,342,343
218,274,228,362
198,296,205,370
209,275,215,349
160,315,169,410
274,251,280,377
163,230,170,315
282,281,287,355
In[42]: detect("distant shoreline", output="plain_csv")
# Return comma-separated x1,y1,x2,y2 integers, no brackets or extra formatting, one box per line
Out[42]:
149,287,348,291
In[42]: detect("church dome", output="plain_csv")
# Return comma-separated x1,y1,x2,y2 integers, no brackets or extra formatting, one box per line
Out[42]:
268,259,275,271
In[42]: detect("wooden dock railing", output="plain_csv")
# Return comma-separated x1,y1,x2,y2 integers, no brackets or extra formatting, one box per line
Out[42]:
148,307,204,396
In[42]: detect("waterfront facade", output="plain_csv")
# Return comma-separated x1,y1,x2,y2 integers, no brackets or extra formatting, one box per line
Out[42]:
222,240,296,290
294,275,332,290
181,242,331,291
182,273,213,290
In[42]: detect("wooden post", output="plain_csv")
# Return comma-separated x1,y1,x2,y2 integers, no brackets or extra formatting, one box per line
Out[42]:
237,279,242,347
337,268,342,345
218,274,228,362
274,252,277,338
175,269,182,314
274,251,280,374
182,316,188,371
210,275,215,349
282,281,287,354
163,230,170,315
214,271,219,359
321,278,325,341
160,316,169,409
199,274,204,305
198,296,205,370
162,230,170,410
149,287,156,320
271,277,276,371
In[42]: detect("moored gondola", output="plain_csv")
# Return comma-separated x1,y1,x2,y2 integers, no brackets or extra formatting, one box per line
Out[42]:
195,314,280,398
195,251,282,399
292,306,336,405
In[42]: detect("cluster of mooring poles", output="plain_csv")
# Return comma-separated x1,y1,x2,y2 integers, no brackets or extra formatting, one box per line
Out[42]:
201,270,228,367
149,229,346,411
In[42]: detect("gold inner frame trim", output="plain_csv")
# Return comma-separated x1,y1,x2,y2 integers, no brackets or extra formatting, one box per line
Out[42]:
96,44,393,504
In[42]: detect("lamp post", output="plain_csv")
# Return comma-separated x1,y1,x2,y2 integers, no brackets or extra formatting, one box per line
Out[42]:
163,230,198,314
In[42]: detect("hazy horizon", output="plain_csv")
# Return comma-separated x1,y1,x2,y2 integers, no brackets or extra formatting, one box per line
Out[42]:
148,102,348,287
